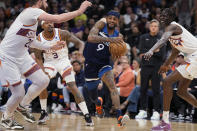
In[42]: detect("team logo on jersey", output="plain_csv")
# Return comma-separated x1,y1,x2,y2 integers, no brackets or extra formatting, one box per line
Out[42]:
169,37,183,47
16,28,35,38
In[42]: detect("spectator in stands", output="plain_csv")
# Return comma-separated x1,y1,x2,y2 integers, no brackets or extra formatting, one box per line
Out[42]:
120,58,141,116
63,60,85,111
71,19,85,40
176,0,194,28
116,56,135,103
136,19,166,120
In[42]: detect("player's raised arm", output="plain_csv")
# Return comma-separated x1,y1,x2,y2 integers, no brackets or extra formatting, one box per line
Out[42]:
87,18,123,44
60,30,85,54
144,24,182,60
38,1,92,23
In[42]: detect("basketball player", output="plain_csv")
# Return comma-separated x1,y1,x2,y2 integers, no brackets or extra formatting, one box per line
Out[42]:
83,10,129,126
0,0,91,129
33,21,93,126
144,8,197,131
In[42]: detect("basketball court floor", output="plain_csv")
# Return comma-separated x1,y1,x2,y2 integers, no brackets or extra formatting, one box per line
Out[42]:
0,112,196,131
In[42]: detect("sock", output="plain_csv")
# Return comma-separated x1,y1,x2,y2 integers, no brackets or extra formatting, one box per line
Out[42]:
116,109,122,118
162,111,170,123
40,99,47,111
3,112,12,119
78,101,89,115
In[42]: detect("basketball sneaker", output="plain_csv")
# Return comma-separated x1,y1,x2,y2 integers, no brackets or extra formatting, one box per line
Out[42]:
84,114,94,126
16,104,36,123
151,120,171,131
135,110,147,119
38,110,49,125
117,114,130,126
96,97,104,118
1,114,24,130
151,111,160,120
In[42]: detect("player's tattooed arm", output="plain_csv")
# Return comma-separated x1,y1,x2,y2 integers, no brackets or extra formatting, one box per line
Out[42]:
144,24,182,60
88,19,123,44
60,30,84,54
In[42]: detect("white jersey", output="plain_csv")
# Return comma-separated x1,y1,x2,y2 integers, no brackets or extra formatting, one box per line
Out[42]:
169,21,197,54
0,8,44,64
39,28,69,62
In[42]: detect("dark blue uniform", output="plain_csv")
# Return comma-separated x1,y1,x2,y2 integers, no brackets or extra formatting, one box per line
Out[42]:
83,24,119,79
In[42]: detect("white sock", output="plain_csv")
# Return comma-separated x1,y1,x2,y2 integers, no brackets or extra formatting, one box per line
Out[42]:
40,99,47,111
78,101,89,115
162,111,170,123
3,111,12,119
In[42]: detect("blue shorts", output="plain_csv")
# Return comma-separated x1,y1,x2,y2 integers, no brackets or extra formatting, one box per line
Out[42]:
84,62,112,80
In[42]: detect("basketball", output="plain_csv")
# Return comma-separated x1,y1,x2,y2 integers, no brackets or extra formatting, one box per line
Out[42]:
109,42,127,59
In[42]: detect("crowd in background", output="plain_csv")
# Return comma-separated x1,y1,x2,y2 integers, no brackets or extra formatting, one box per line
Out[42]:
0,0,197,121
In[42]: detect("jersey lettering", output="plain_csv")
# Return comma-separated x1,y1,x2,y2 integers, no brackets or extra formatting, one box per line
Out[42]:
169,37,183,47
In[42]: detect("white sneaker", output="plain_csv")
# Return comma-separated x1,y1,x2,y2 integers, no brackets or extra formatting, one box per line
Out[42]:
54,104,63,112
51,103,57,111
135,110,147,119
151,111,160,120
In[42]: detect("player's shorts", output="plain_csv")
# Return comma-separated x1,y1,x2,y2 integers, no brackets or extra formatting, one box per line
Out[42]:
44,59,75,83
177,51,197,80
84,62,112,81
0,54,40,87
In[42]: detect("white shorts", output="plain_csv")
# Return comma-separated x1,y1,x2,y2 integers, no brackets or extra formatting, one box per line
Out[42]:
0,54,40,87
44,59,75,83
177,51,197,80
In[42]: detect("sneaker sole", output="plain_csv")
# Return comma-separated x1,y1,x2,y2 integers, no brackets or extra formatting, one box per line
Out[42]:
1,122,24,130
121,115,130,126
38,116,49,125
16,110,35,123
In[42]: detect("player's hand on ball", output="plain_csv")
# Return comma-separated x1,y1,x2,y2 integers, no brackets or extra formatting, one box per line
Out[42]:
158,65,170,74
111,37,123,45
51,41,66,51
144,50,153,60
78,1,92,14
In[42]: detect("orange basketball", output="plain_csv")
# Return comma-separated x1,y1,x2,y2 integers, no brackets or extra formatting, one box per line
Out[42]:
109,42,127,59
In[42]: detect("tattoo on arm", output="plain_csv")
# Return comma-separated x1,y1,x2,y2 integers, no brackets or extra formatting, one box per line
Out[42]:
88,20,113,43
150,24,182,52
101,70,116,90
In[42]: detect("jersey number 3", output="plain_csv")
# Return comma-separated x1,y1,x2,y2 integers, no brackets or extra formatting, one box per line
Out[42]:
52,52,58,59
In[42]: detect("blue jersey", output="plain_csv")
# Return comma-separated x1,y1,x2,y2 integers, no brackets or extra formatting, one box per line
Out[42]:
83,24,119,65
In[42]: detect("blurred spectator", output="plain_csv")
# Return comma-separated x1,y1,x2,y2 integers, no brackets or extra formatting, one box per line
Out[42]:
127,23,141,59
176,0,194,28
120,58,141,115
0,21,6,38
74,14,88,25
116,56,135,101
136,19,166,120
71,19,85,40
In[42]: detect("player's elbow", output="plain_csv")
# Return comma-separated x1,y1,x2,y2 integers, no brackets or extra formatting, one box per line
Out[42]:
87,35,94,43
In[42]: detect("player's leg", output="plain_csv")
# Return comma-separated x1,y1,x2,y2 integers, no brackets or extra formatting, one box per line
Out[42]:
38,65,56,124
101,70,126,126
177,78,197,107
152,70,182,130
18,58,50,123
0,58,24,129
59,60,93,126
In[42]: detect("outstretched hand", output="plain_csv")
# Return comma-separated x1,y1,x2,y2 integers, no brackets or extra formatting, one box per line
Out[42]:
144,50,153,60
78,0,92,14
51,41,66,51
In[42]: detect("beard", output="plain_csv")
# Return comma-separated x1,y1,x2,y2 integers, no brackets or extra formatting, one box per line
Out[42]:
107,23,116,30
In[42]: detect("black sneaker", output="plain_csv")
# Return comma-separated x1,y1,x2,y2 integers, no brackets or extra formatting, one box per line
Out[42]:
38,110,49,125
16,104,35,123
84,114,94,126
1,114,24,130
